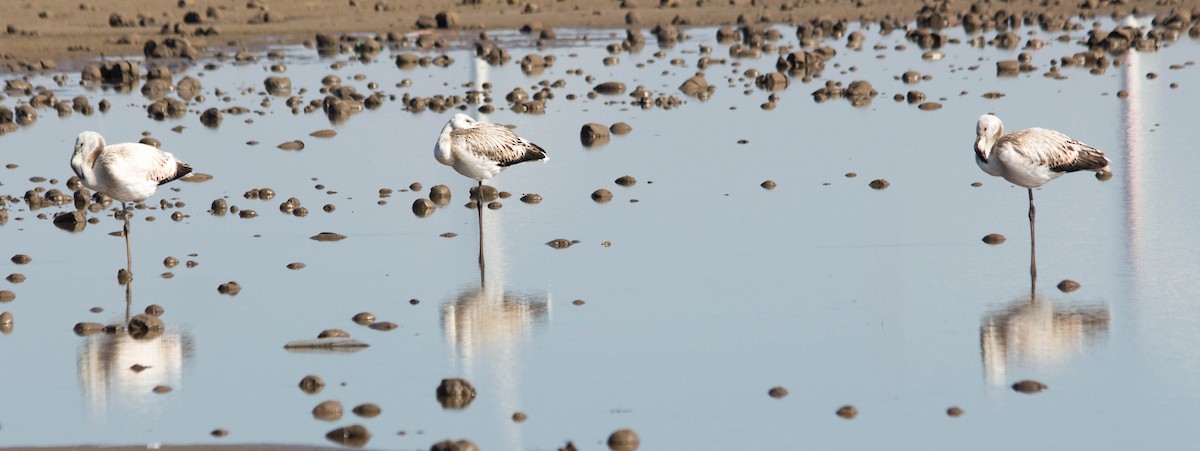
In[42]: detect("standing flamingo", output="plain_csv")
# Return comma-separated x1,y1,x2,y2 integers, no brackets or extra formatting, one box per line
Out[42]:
71,131,192,279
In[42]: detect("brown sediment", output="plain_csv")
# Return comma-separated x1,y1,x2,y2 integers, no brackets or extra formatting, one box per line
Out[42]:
1,0,1181,73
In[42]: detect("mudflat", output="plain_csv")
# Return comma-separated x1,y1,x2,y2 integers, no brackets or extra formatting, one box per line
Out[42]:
1,0,1192,71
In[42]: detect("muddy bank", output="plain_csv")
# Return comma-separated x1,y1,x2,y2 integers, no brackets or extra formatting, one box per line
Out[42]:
1,0,1194,71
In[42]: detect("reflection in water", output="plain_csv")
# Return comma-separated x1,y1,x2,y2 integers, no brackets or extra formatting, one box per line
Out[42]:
441,191,550,449
77,277,194,416
980,293,1110,386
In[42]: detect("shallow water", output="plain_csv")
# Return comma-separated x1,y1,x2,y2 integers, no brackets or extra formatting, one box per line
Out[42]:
1,17,1199,450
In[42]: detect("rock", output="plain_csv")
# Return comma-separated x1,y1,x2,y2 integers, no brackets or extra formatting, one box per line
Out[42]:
580,123,610,147
299,375,325,394
836,405,858,419
325,424,370,448
982,233,1006,244
679,73,709,97
1012,380,1048,394
607,429,640,450
868,179,889,189
313,400,343,421
768,386,788,398
200,108,222,127
592,189,613,202
436,378,476,409
1057,279,1081,292
412,198,436,217
264,76,291,95
594,81,627,95
610,122,633,135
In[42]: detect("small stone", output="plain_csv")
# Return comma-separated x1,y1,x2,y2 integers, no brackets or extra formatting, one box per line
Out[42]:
512,412,528,422
311,232,346,241
144,304,165,316
615,175,637,187
572,299,585,306
768,386,788,398
152,385,172,394
299,375,326,394
947,406,964,417
520,193,542,204
368,321,398,331
592,189,613,202
353,403,382,418
868,179,889,190
1057,279,1081,292
325,425,371,448
607,429,640,449
211,429,229,438
836,405,858,419
313,400,344,421
10,255,31,264
580,123,610,147
6,274,25,284
238,209,258,219
412,198,437,217
73,322,103,336
318,329,350,339
982,233,1006,245
0,291,14,302
217,281,241,295
277,140,304,150
546,239,574,249
436,378,477,409
1012,380,1048,394
164,256,180,268
761,180,777,190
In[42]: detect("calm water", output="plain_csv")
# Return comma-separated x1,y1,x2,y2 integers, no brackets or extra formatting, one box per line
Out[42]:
1,17,1199,450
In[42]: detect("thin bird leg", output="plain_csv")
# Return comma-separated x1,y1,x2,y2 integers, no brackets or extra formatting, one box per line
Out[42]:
477,180,486,284
123,202,133,281
1028,188,1037,285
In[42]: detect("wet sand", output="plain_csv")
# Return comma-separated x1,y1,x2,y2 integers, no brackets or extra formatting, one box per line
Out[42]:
1,0,1193,71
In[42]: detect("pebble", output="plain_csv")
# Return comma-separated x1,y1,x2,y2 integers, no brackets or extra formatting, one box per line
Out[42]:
512,412,528,422
310,129,337,138
436,378,477,409
325,425,370,448
607,429,640,449
946,406,964,417
610,122,633,135
0,291,14,303
10,255,31,264
277,140,305,151
352,312,375,325
982,233,1006,245
353,403,382,418
520,193,542,204
615,175,636,187
287,262,306,270
768,386,788,398
7,274,26,284
299,375,326,394
368,321,398,331
761,180,777,190
546,239,574,249
211,429,229,438
217,281,241,295
580,123,610,147
836,405,858,419
311,232,346,241
868,179,889,190
152,385,172,394
1057,279,1081,292
592,189,613,202
313,400,344,421
73,322,103,336
1012,380,1048,394
164,256,180,268
318,329,349,339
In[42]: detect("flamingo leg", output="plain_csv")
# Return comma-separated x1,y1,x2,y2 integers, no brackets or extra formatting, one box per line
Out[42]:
1028,188,1037,286
123,202,133,281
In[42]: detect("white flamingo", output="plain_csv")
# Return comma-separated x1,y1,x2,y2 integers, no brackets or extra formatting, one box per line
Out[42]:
435,114,548,264
71,131,193,277
974,114,1111,280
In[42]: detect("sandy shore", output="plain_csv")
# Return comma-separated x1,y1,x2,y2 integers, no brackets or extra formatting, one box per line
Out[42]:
1,0,1193,72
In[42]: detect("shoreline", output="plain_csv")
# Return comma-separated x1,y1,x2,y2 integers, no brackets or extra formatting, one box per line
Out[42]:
2,0,1194,74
